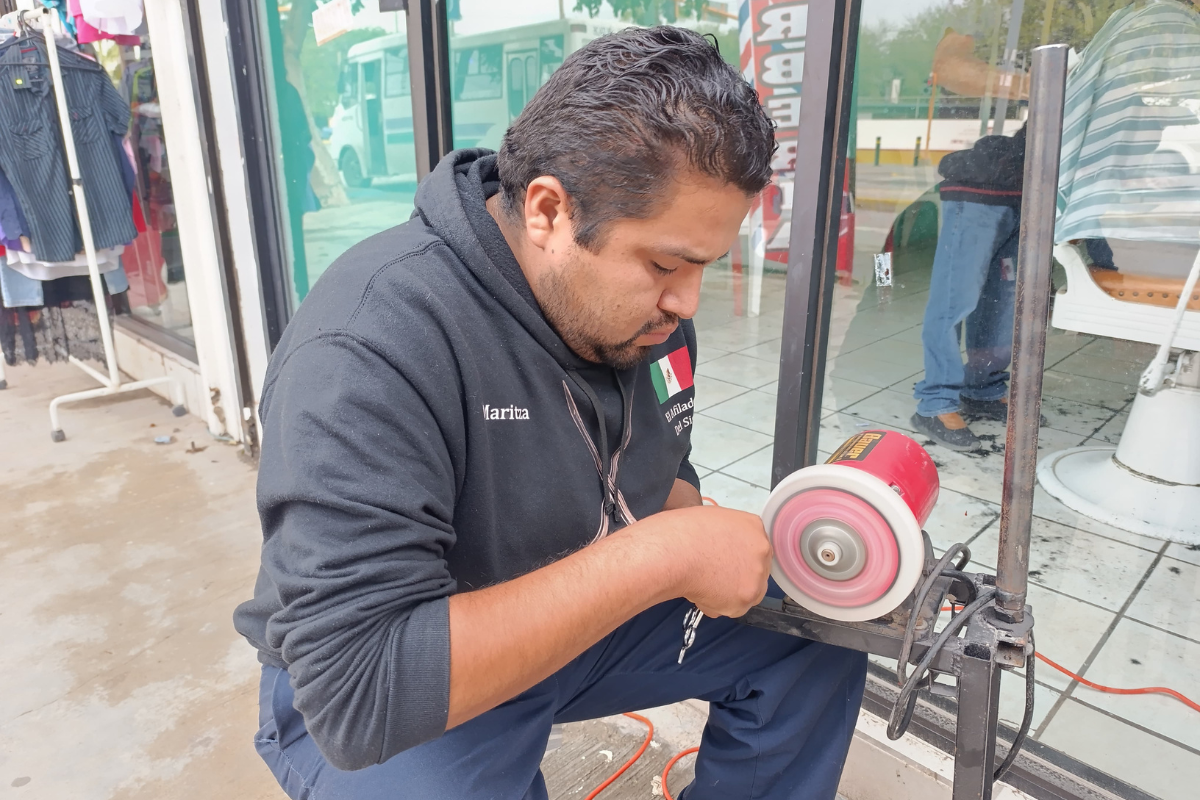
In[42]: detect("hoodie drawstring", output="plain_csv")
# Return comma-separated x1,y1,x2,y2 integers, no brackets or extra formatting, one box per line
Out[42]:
562,371,638,542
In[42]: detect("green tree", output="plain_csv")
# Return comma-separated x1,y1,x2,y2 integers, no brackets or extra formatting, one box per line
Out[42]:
298,26,389,120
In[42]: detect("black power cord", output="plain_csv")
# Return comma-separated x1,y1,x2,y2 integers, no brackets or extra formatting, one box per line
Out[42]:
994,630,1036,782
887,542,1037,784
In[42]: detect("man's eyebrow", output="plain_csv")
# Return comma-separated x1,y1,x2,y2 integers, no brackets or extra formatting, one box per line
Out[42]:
658,247,728,266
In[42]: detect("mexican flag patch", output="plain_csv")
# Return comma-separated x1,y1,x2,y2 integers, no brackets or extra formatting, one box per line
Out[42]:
649,346,694,404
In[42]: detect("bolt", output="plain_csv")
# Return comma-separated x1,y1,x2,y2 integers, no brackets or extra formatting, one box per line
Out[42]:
817,541,842,567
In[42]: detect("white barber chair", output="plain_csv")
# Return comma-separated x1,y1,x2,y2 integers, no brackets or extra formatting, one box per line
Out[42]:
1037,242,1200,545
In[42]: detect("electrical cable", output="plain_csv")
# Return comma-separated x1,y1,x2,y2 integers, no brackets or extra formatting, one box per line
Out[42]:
887,540,1038,781
940,605,1200,715
1035,650,1200,714
894,542,973,702
587,503,1196,796
582,712,654,800
994,631,1036,782
661,746,700,800
888,585,998,741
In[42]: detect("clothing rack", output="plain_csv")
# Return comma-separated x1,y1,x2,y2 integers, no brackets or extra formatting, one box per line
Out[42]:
10,5,184,440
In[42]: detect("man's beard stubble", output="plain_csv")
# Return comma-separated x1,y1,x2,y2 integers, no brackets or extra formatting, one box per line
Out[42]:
534,264,678,370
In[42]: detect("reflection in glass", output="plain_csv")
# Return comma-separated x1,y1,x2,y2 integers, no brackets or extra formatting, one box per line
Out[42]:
825,0,1200,793
90,40,193,343
263,1,417,305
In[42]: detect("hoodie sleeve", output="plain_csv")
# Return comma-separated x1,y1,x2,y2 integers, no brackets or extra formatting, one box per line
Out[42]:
256,331,459,771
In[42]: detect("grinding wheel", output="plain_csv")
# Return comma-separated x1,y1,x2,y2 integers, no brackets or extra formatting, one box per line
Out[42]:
761,431,938,622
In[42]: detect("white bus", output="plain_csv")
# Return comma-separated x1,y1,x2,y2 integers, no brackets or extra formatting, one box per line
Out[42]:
328,18,625,187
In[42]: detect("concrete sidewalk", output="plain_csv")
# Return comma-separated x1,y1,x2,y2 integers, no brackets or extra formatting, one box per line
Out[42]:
0,363,718,800
0,363,276,800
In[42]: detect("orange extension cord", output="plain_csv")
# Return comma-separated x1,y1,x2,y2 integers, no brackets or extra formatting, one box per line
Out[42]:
938,605,1200,715
660,746,700,800
582,713,654,800
587,648,1200,799
1034,651,1200,714
582,504,1199,798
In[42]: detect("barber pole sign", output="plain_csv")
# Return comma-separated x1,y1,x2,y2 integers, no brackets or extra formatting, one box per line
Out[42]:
739,1,807,266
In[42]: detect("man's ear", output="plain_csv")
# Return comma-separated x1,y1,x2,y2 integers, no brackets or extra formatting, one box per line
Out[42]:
523,176,573,250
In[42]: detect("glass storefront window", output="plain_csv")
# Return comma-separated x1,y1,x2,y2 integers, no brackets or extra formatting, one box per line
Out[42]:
827,0,1200,794
91,39,193,347
258,0,420,306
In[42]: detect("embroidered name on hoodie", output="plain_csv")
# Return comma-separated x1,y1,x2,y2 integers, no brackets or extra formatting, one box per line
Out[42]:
483,404,530,421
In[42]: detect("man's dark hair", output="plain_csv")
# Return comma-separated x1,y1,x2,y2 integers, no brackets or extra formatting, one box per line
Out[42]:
497,26,777,251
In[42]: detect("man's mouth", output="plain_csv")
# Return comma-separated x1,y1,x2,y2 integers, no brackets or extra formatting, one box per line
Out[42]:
636,324,677,344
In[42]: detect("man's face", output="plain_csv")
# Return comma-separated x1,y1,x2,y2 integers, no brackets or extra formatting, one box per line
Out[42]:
532,173,754,369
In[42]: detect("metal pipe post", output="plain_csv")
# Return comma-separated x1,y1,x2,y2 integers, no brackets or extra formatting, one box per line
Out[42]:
996,45,1069,621
952,647,1003,800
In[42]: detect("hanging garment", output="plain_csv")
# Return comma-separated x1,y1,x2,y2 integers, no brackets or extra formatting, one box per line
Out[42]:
114,132,134,194
70,0,138,45
0,166,28,247
2,260,129,307
118,55,151,104
77,0,142,37
37,2,76,37
0,261,44,307
0,12,18,42
0,274,106,366
6,243,123,279
1056,0,1200,245
0,37,137,262
122,192,166,308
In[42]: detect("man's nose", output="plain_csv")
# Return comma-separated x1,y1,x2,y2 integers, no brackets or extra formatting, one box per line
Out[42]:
659,269,702,320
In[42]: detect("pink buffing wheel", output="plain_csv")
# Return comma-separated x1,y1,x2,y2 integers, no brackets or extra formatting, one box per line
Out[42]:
761,431,937,621
771,489,900,608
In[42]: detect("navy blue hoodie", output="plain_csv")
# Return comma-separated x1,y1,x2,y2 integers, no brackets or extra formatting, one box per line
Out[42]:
233,150,699,770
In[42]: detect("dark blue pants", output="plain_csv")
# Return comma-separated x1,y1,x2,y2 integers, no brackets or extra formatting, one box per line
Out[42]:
254,597,867,799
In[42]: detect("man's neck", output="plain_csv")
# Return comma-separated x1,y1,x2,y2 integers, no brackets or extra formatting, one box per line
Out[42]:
485,193,537,292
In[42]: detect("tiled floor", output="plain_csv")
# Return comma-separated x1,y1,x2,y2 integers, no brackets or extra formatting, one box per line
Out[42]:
689,246,1200,798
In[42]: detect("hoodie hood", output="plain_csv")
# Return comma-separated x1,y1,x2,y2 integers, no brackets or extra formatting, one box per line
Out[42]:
414,148,591,370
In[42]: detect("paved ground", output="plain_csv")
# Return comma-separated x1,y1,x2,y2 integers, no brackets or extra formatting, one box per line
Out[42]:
0,363,720,800
0,363,277,800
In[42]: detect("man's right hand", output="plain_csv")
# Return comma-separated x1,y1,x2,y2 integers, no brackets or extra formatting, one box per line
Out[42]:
446,502,773,731
652,505,774,619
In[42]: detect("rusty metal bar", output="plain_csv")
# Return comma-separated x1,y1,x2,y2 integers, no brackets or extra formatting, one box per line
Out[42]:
996,44,1069,621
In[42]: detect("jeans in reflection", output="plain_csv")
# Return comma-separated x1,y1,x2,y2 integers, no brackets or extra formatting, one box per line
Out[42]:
914,200,1019,417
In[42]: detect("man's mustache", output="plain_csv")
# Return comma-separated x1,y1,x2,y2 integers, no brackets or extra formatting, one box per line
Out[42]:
626,313,680,344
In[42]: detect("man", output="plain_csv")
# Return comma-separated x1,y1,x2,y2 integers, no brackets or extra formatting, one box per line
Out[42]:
911,123,1031,451
235,27,866,799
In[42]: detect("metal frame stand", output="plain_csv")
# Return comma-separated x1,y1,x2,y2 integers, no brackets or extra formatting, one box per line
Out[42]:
26,8,186,441
743,45,1070,800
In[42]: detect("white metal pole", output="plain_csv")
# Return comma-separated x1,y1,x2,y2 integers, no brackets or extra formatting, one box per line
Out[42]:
1138,246,1200,394
42,17,121,388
